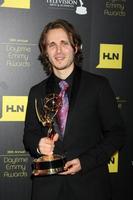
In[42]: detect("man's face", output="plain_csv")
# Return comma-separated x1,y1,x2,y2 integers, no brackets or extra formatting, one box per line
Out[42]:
45,28,76,73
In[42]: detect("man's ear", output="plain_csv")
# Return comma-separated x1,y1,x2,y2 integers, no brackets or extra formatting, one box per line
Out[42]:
74,45,78,54
45,52,49,57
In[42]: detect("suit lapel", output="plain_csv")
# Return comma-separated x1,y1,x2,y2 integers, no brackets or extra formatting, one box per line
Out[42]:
63,67,82,140
45,73,56,95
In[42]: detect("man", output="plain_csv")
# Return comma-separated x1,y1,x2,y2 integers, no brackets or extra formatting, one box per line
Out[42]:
23,19,126,200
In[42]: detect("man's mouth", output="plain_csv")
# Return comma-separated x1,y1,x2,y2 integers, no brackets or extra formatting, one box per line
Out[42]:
55,57,65,62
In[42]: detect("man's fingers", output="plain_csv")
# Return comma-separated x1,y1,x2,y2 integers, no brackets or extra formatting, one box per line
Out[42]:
38,134,59,155
53,133,59,142
64,160,73,169
60,159,81,175
59,167,75,175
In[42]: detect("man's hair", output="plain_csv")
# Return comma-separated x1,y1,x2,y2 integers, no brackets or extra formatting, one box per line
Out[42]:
39,19,83,74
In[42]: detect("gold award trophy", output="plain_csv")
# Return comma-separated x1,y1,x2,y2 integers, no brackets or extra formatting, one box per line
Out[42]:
32,94,66,176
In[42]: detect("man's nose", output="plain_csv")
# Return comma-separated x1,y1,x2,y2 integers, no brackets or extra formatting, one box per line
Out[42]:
56,45,62,53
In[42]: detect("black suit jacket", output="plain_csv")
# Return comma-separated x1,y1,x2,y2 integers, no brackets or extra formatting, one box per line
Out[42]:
23,67,126,200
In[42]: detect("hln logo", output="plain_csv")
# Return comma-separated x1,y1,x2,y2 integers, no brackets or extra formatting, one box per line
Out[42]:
108,152,119,173
0,0,30,9
6,105,24,112
0,96,28,121
96,44,123,69
103,52,119,60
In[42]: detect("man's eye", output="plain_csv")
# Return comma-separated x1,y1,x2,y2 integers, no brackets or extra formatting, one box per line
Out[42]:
62,41,69,46
48,43,55,48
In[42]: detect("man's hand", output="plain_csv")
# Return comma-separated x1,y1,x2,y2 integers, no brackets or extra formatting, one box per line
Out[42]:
38,133,59,155
60,158,81,175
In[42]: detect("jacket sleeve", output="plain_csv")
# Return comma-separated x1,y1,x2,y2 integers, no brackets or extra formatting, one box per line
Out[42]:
79,78,126,173
23,87,46,158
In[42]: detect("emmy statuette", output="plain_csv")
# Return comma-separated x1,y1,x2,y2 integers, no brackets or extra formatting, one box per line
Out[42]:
32,94,66,176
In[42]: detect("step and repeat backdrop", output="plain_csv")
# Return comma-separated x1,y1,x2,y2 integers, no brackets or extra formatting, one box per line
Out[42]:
0,0,132,200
